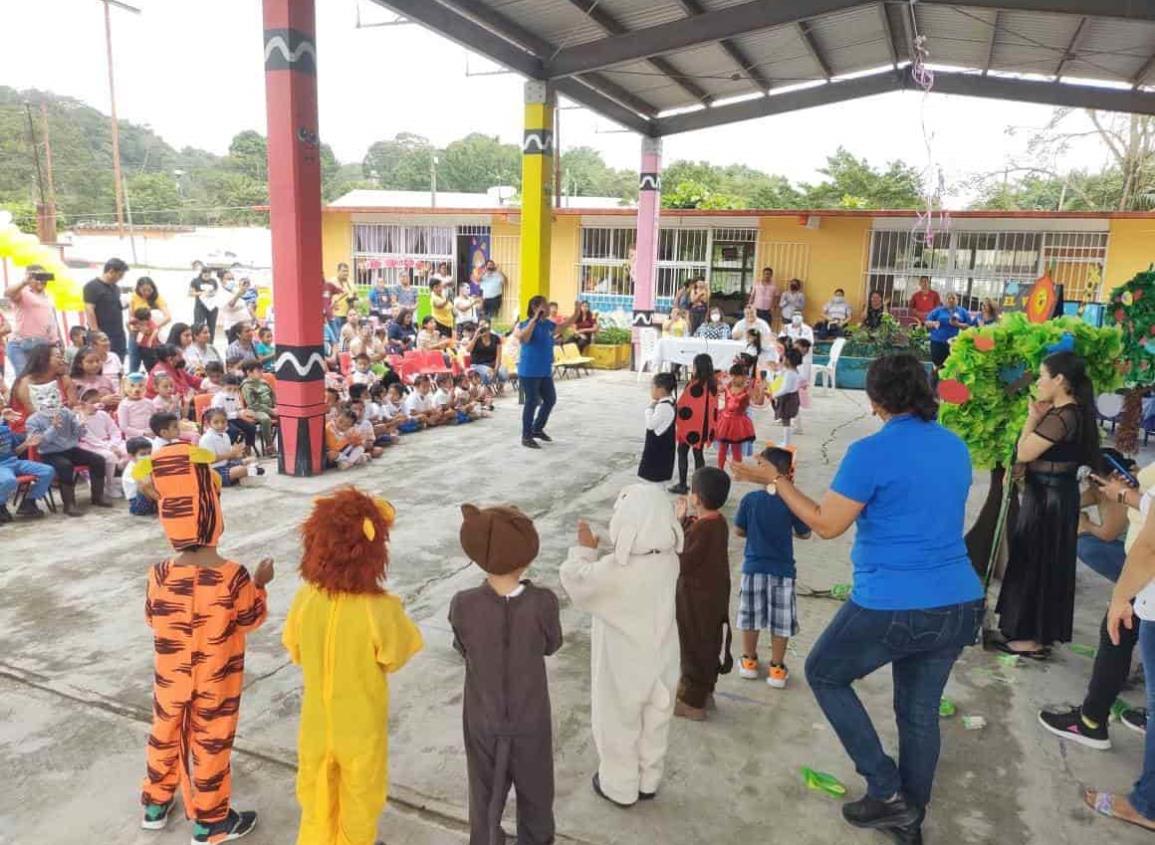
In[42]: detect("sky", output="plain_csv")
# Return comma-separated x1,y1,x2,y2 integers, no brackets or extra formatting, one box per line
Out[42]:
1,0,1119,201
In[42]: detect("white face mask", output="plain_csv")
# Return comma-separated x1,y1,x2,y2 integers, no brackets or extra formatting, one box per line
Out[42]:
792,315,803,327
710,312,721,322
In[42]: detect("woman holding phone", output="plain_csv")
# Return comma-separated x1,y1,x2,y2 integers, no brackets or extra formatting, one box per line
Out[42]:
516,296,576,450
994,351,1100,658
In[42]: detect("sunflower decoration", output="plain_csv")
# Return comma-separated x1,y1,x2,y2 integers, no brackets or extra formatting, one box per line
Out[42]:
1024,273,1058,324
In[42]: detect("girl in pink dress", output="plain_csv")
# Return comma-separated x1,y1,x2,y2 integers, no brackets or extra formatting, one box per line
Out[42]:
715,364,760,470
77,387,129,499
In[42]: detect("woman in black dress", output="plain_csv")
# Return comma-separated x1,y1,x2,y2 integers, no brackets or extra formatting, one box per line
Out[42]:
995,351,1100,657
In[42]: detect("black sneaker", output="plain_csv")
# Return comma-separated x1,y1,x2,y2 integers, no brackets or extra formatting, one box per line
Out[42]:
532,431,553,442
1122,707,1148,736
885,823,924,845
667,483,689,495
140,798,175,830
16,499,43,519
841,794,921,830
192,809,257,843
0,505,10,524
1037,706,1111,750
522,437,542,449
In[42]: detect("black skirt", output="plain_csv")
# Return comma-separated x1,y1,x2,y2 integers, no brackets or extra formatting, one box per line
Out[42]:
996,471,1079,645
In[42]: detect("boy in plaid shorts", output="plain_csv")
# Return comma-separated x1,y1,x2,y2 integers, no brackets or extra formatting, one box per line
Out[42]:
735,447,811,688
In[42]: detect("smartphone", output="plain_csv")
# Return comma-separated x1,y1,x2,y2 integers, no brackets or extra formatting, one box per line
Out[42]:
1104,453,1141,488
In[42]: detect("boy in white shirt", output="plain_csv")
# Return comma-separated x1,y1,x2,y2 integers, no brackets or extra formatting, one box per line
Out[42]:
199,407,261,486
430,375,459,425
404,376,445,427
382,383,423,433
123,436,157,516
350,353,376,387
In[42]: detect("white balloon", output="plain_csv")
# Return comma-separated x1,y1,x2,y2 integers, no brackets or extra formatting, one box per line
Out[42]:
1097,393,1124,418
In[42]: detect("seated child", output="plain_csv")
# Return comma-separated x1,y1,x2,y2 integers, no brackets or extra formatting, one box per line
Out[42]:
118,373,156,440
210,374,258,453
325,405,369,470
325,386,342,421
735,447,810,689
348,396,388,458
450,504,562,845
452,374,481,420
560,484,682,808
379,383,422,434
350,353,376,388
0,400,54,521
638,372,676,484
122,436,157,516
254,326,276,372
404,376,443,427
200,407,261,486
673,467,733,721
433,374,468,425
151,373,198,443
283,488,423,845
77,387,129,500
240,360,277,453
26,404,111,514
201,360,226,395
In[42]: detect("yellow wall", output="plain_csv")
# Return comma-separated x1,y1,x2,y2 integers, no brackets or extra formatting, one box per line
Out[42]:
321,212,352,278
549,215,580,310
1106,219,1155,295
757,215,871,324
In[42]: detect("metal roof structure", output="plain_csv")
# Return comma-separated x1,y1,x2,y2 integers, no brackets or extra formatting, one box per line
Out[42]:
372,0,1155,135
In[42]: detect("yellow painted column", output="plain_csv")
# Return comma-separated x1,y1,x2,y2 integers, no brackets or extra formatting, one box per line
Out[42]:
518,81,555,318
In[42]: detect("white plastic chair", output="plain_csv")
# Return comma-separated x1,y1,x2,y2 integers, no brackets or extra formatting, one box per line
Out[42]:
635,327,660,382
812,336,846,394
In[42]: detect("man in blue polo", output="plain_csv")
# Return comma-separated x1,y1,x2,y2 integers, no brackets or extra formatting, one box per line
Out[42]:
516,295,576,449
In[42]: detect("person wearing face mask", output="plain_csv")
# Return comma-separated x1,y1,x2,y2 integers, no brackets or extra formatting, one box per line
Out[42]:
816,289,853,339
786,314,815,345
694,307,731,340
779,279,805,323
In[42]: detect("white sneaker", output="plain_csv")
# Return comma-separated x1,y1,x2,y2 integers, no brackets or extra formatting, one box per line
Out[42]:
738,656,759,679
767,664,790,689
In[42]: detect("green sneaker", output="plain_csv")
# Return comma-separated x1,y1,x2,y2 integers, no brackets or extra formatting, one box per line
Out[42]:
141,799,175,831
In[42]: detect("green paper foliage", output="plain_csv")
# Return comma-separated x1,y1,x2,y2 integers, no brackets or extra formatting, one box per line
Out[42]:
938,312,1122,469
1104,265,1155,388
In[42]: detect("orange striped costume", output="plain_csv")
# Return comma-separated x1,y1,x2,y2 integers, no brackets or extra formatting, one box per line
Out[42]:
141,559,268,823
142,441,224,551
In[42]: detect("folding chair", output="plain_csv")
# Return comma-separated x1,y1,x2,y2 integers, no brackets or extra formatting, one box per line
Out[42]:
561,343,594,377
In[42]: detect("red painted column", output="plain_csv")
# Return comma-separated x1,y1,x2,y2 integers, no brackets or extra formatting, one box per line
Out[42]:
263,0,325,475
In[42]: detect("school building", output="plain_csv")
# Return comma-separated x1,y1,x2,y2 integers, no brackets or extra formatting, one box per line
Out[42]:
321,189,1155,325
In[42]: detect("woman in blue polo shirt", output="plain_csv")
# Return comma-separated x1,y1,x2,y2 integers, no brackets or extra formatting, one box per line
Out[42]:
516,295,576,449
925,292,972,374
734,353,982,844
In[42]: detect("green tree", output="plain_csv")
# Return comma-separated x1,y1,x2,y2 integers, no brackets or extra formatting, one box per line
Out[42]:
363,133,437,191
663,179,745,210
559,146,635,201
125,171,182,224
800,148,922,208
440,133,520,192
227,130,268,182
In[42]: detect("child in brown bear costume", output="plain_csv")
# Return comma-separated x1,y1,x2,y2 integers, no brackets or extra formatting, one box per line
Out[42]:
449,504,563,845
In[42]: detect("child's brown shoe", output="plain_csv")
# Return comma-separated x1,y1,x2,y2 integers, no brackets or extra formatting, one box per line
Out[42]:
674,699,707,721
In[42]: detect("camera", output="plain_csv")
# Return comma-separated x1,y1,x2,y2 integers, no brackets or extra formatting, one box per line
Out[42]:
31,271,54,282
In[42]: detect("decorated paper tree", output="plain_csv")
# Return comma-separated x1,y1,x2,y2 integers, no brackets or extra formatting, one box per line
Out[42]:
937,312,1122,580
1104,266,1155,454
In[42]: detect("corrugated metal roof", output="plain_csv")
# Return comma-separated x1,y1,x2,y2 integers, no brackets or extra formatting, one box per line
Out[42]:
388,0,1155,131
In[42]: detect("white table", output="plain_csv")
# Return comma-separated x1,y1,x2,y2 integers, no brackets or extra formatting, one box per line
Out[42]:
649,337,747,372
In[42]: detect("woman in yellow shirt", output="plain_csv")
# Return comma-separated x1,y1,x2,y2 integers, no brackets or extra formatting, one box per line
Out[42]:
129,276,171,372
666,307,689,338
429,278,454,337
284,489,423,845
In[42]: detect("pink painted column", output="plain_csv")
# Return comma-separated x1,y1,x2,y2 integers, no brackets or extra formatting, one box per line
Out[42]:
632,136,662,325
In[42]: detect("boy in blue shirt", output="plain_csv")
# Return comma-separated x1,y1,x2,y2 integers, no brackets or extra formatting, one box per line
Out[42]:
0,402,55,522
735,447,811,689
925,291,972,375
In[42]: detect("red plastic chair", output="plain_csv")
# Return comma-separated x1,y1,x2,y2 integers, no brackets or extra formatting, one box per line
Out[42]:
339,352,352,375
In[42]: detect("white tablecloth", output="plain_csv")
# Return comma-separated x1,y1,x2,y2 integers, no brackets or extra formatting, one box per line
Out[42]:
650,337,747,371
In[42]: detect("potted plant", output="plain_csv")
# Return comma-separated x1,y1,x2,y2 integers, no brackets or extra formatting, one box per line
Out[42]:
588,326,632,369
813,314,932,389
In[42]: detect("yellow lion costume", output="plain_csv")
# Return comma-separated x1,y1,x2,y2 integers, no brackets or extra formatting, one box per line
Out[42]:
283,487,424,845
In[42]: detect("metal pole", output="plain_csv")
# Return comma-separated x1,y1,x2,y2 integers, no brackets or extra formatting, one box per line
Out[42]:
102,0,126,238
430,154,438,209
553,106,561,209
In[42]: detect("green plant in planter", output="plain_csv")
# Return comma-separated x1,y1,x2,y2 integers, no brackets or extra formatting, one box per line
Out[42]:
938,312,1122,469
593,326,632,345
842,314,930,360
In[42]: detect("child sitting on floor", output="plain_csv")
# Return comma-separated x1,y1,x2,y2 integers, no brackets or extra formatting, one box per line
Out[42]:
772,348,803,447
326,405,369,470
450,503,562,845
200,407,260,486
673,467,733,721
77,387,128,500
283,489,423,845
452,374,482,420
122,436,157,516
735,447,810,689
638,372,677,484
380,383,423,433
433,374,469,425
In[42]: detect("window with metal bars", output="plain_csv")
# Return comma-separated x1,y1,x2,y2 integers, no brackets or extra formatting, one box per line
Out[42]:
864,228,1108,311
352,223,457,289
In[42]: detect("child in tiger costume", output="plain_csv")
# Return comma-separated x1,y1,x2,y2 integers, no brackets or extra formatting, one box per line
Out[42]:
283,487,423,845
135,430,275,844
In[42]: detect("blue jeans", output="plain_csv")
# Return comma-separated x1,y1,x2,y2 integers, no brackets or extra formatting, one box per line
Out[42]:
1077,534,1126,583
0,458,55,503
6,337,51,379
805,599,983,808
520,376,556,439
1131,620,1155,819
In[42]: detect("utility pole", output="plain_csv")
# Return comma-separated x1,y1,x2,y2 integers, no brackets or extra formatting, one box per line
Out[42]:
99,0,142,239
40,103,58,243
430,154,439,209
23,102,56,244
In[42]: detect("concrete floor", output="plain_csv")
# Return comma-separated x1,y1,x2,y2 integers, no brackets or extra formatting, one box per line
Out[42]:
1,370,1152,845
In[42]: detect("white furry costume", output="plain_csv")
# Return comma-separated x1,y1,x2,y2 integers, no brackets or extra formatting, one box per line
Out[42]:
560,484,683,805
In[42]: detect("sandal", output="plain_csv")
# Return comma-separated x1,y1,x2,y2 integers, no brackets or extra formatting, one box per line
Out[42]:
1084,789,1155,832
988,637,1051,661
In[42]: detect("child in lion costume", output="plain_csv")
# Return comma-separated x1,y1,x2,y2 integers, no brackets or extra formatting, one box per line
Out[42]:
283,486,424,845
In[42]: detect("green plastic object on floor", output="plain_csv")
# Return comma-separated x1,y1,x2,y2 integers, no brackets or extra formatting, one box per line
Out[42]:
1111,698,1131,722
1069,643,1098,658
939,697,956,717
996,653,1021,668
801,766,847,797
830,583,852,602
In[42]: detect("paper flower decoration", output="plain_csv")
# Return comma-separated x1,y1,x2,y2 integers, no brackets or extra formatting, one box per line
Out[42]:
973,335,996,352
1025,273,1057,324
937,379,971,404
